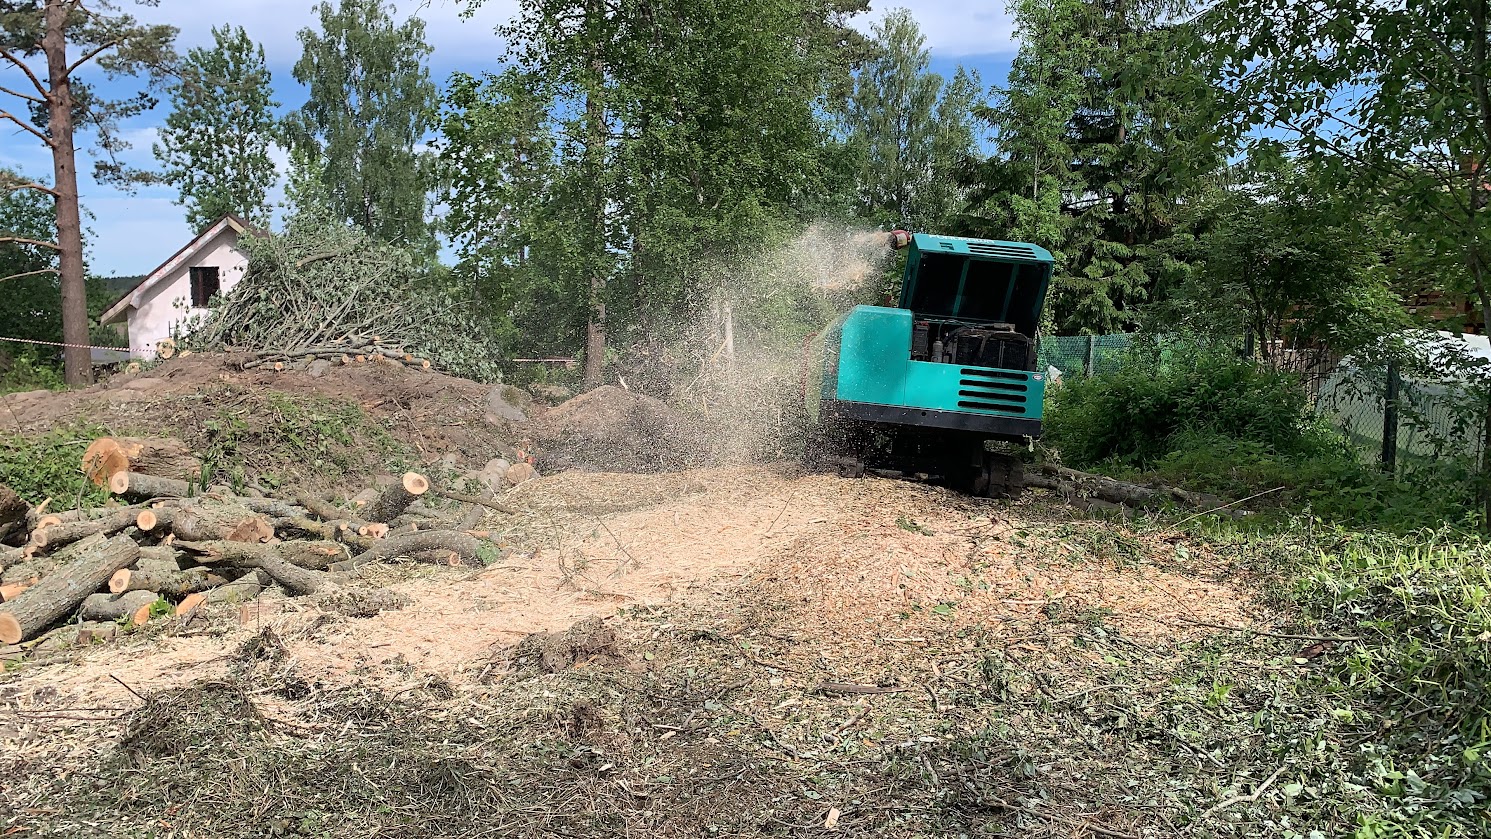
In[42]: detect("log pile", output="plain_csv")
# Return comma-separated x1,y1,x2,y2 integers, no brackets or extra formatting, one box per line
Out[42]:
0,439,505,652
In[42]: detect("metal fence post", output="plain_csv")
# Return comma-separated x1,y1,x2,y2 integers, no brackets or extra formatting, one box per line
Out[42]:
1382,360,1399,473
1084,335,1096,377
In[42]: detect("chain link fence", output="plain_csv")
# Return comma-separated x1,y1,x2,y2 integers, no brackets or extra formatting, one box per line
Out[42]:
1036,334,1133,381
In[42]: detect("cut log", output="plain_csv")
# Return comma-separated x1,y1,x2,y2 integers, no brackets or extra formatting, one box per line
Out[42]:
171,505,275,544
1,559,52,586
310,586,410,617
29,508,139,551
0,534,140,643
0,484,29,546
82,437,201,487
110,471,192,501
331,530,485,572
79,590,159,623
136,545,189,568
362,472,430,523
174,592,206,617
205,571,269,605
110,565,228,598
175,541,326,595
0,581,30,602
435,488,521,517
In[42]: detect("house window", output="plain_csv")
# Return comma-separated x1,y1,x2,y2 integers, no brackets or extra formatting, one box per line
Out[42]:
189,266,220,308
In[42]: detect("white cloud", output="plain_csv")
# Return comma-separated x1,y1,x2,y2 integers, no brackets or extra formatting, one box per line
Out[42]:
132,0,517,67
862,1,1017,56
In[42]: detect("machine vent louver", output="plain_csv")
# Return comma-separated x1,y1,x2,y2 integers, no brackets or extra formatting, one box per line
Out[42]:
957,370,1029,415
966,242,1037,260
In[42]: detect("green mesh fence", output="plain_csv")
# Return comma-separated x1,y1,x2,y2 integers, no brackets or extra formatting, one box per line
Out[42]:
1036,334,1134,379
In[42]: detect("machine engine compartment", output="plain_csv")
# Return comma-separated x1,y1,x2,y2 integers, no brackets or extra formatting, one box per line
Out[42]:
911,318,1035,370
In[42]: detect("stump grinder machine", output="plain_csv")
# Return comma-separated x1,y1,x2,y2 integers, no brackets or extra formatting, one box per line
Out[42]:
802,231,1053,498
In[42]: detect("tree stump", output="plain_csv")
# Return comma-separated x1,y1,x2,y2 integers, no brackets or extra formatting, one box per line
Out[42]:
82,437,201,486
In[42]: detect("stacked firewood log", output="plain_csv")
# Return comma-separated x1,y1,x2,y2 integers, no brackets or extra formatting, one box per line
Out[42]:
0,436,508,651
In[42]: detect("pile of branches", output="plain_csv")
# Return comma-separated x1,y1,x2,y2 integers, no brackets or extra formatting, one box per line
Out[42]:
0,436,510,651
182,215,505,382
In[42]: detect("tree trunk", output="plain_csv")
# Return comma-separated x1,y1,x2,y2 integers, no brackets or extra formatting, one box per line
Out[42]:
110,471,193,501
331,529,486,572
581,0,608,391
110,564,227,599
43,1,91,386
0,534,139,644
170,504,274,543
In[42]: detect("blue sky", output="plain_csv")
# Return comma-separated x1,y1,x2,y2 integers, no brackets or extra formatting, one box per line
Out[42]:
0,0,1017,278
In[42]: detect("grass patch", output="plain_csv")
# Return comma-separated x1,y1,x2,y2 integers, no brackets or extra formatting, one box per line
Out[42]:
0,421,109,507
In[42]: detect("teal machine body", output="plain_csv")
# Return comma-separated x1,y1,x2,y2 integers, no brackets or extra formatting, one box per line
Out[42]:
805,233,1054,495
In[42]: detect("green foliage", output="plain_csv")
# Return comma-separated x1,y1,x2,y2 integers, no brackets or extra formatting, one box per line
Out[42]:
284,0,438,250
0,168,61,345
183,212,506,383
1149,161,1409,356
1046,345,1314,469
0,350,65,394
840,9,981,231
154,25,279,229
0,422,108,507
964,0,1230,334
196,389,406,490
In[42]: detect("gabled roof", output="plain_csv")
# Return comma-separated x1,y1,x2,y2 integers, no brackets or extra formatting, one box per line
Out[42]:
100,214,262,325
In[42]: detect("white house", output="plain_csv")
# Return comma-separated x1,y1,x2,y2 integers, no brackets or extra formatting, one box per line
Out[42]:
100,214,258,359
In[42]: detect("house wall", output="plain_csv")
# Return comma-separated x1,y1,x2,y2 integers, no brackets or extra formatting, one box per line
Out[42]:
127,229,248,358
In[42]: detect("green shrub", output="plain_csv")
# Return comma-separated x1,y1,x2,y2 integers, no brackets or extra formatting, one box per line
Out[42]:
1046,346,1316,469
0,350,64,395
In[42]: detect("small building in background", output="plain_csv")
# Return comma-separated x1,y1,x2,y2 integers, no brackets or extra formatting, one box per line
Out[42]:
99,214,258,359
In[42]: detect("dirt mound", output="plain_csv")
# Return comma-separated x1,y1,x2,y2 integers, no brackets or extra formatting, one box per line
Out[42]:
507,616,625,676
526,385,699,472
0,354,520,493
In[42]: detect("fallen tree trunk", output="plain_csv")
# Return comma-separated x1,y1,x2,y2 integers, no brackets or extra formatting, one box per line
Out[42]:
82,437,201,487
110,471,193,501
0,534,140,644
79,590,158,624
362,472,430,523
1028,464,1249,519
331,530,485,572
205,571,269,605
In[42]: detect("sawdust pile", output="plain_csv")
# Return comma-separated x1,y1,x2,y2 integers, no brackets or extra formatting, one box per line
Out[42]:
526,385,700,473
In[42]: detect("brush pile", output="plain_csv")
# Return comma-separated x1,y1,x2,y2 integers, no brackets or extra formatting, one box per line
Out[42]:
236,332,435,373
180,213,506,383
0,436,507,653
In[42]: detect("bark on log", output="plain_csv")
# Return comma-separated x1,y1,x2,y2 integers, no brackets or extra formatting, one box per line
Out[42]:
1030,464,1250,519
136,545,188,568
176,541,328,594
82,437,201,487
29,508,139,551
79,590,158,623
0,534,140,644
110,471,192,501
205,571,268,605
331,530,485,572
179,538,349,572
435,488,520,517
1,559,53,586
363,472,430,523
110,564,228,598
310,586,410,617
171,505,274,543
0,484,30,546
